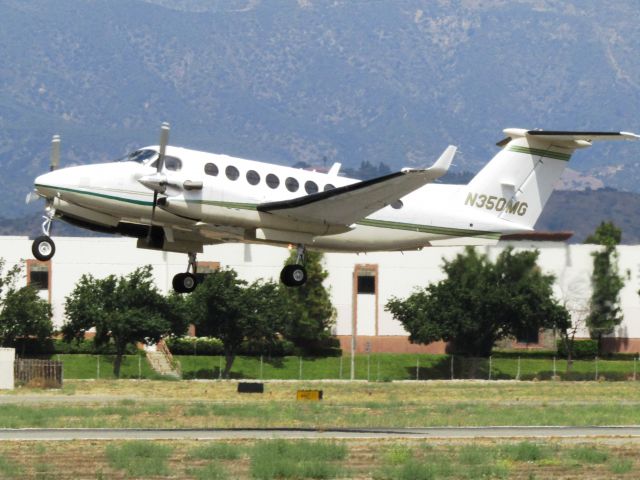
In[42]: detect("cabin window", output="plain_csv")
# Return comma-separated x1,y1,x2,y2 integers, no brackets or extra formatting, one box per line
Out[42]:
324,184,335,191
266,174,280,189
204,163,219,176
164,156,182,171
246,170,260,185
305,181,319,194
285,177,299,192
391,200,403,209
120,149,158,164
225,165,240,181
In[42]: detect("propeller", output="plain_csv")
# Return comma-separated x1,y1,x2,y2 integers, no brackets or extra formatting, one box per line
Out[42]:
146,122,170,244
50,134,61,171
26,134,61,204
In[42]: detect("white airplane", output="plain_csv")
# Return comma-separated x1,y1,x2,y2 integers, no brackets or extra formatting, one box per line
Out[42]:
30,124,638,292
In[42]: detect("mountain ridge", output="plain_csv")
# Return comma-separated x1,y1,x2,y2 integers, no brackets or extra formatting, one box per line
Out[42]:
1,0,639,219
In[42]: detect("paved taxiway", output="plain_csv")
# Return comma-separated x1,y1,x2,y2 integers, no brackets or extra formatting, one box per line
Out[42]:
2,426,640,441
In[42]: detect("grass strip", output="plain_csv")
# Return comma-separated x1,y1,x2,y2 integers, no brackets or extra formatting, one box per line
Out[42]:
105,441,173,477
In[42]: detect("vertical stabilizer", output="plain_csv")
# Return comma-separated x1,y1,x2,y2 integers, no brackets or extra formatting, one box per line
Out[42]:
456,129,638,229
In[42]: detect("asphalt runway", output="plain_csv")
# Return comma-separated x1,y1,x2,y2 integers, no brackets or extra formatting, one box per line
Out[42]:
2,426,640,441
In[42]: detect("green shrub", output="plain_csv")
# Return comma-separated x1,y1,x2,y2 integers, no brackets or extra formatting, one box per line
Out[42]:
557,339,598,359
166,337,320,357
14,338,138,356
166,337,224,356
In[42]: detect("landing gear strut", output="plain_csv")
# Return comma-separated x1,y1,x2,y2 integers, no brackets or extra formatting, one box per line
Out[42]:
173,252,198,294
280,244,307,287
32,204,56,261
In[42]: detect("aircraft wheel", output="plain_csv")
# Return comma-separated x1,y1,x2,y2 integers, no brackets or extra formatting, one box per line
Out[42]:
173,272,197,294
280,264,307,287
32,235,56,261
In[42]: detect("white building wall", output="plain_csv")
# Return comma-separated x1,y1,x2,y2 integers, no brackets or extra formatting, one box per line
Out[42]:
3,236,640,349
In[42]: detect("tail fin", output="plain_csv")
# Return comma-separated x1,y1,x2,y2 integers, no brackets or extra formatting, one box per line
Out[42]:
457,129,639,229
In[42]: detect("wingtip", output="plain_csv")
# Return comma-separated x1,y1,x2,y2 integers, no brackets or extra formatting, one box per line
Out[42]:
431,145,456,175
621,131,640,140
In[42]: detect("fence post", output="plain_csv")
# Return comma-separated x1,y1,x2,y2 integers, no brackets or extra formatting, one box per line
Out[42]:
635,356,638,381
260,355,264,380
377,356,380,382
595,356,598,381
488,356,492,380
138,355,141,380
299,356,302,380
97,355,100,380
416,357,420,381
553,356,556,379
516,356,521,381
339,356,343,380
218,356,222,380
450,355,454,380
367,354,371,382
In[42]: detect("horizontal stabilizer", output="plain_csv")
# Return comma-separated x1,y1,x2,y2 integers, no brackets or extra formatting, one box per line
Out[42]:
499,129,639,147
258,145,456,227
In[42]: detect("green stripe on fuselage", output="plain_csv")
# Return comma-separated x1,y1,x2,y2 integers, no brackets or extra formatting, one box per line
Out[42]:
38,188,500,239
34,184,154,206
356,218,500,240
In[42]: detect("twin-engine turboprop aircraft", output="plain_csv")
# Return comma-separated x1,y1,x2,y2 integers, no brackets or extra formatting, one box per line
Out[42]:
30,124,638,292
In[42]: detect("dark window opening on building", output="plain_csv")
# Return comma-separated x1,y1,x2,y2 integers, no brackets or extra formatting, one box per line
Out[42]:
29,266,49,290
516,327,539,344
357,275,375,294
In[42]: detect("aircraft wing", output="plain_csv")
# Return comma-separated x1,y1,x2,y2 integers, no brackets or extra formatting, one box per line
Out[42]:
257,146,456,227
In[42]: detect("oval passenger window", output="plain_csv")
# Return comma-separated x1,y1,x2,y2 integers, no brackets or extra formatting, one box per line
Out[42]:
266,174,280,189
305,181,319,194
204,163,219,176
285,177,299,192
246,170,260,185
225,165,240,181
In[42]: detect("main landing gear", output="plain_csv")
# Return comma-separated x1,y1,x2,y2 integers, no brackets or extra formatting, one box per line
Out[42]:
280,244,307,287
173,252,198,294
32,205,56,261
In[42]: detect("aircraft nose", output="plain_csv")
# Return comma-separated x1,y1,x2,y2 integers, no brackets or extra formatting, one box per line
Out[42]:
34,169,69,197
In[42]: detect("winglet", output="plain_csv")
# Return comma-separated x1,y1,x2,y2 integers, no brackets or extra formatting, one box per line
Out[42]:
327,162,342,176
401,145,456,180
423,145,456,179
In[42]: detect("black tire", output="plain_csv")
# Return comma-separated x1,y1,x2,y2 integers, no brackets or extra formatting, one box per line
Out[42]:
32,235,55,261
280,264,307,287
173,272,197,294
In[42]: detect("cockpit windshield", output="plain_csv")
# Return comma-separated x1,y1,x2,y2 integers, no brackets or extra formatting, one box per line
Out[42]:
118,149,158,165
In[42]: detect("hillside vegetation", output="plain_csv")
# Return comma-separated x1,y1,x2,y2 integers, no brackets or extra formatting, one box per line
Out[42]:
2,0,639,219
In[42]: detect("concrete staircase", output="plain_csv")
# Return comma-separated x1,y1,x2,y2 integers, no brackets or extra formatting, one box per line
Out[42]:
146,345,181,378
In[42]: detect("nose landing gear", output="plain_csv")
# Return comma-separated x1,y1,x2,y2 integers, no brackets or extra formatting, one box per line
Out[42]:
173,252,198,294
280,244,307,287
32,204,56,261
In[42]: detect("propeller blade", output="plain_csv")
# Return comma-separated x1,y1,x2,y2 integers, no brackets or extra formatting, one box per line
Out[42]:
147,122,170,245
157,122,170,173
50,135,60,171
25,191,40,204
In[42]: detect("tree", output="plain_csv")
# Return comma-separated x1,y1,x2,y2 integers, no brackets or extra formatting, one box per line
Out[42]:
189,269,286,378
62,265,188,377
0,259,53,353
584,221,625,354
279,251,336,351
386,247,569,357
557,277,591,374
